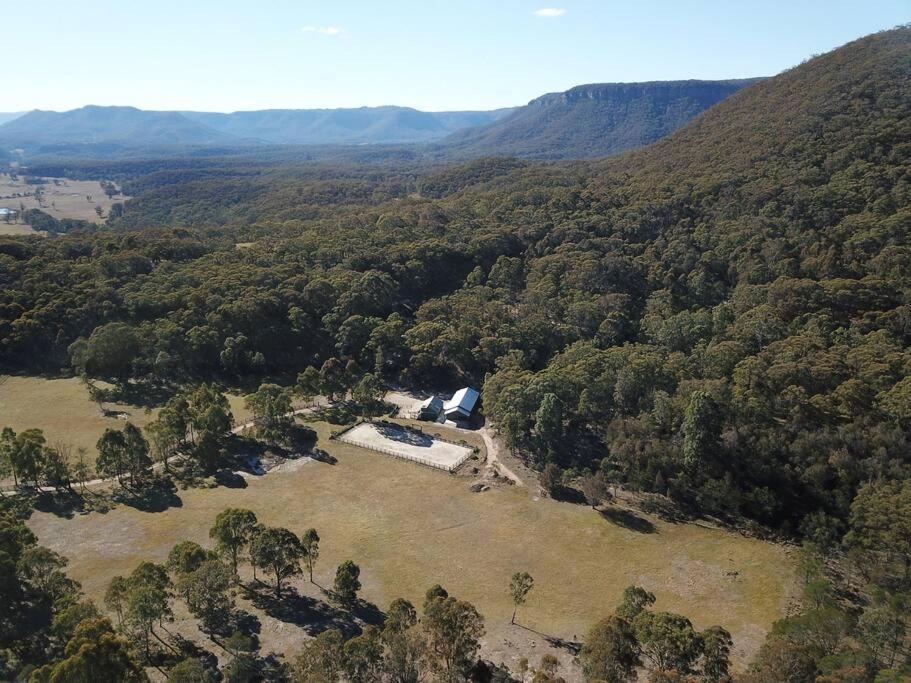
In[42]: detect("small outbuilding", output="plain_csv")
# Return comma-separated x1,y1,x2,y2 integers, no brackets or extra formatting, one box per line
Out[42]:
418,396,444,421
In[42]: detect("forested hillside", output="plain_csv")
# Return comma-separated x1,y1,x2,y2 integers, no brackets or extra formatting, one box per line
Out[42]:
1,27,909,542
443,79,759,159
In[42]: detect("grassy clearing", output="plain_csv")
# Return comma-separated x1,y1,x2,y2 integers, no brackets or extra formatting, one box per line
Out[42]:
28,419,795,671
0,377,301,468
226,392,254,426
0,376,157,460
0,223,38,235
0,173,127,225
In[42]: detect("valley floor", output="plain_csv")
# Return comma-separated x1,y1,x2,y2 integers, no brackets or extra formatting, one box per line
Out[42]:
26,419,797,677
0,173,126,229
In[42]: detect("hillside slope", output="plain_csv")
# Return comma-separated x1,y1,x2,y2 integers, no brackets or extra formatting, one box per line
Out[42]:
443,78,760,159
0,112,23,126
609,27,910,190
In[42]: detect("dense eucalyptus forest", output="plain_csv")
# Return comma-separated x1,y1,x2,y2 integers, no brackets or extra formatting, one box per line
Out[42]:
0,26,910,682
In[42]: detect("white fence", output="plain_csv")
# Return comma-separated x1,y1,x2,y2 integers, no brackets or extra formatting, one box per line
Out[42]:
335,436,471,473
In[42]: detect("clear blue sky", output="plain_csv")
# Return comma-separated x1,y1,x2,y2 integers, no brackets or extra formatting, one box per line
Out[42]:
4,1,908,112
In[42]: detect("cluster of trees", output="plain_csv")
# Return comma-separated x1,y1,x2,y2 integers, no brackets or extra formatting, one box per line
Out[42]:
292,586,486,683
739,483,911,682
96,422,152,487
18,208,95,234
0,383,236,497
0,427,84,492
0,510,145,681
96,507,494,683
296,360,385,409
207,508,359,608
146,383,234,468
579,586,732,683
245,383,295,444
99,507,327,678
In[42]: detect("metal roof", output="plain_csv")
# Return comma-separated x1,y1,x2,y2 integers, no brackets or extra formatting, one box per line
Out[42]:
443,387,480,415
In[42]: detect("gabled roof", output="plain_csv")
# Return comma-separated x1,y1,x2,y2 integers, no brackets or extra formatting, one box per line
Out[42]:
420,396,444,411
443,387,480,415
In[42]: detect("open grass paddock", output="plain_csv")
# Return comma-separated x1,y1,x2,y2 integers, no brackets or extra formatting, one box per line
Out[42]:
0,375,269,469
0,173,127,227
27,420,795,673
0,376,157,459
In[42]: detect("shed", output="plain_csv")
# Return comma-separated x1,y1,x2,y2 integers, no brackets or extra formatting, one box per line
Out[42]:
418,396,444,420
443,387,480,421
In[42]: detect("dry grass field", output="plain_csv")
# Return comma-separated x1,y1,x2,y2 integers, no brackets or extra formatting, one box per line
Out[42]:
0,376,301,470
0,376,157,458
0,173,127,232
0,223,40,236
27,419,795,676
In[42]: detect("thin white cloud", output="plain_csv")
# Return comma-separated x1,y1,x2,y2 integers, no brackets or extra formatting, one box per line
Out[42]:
302,25,342,36
533,8,566,17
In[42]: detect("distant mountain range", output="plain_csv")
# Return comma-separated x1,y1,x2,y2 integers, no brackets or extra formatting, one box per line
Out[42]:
180,107,514,145
0,105,513,149
0,79,762,159
0,106,236,147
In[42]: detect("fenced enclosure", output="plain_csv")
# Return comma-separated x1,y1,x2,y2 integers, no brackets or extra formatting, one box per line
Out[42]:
333,421,472,473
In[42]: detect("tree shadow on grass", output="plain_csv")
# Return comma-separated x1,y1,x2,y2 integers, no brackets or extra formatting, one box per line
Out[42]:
287,424,317,452
310,448,337,465
244,582,364,638
104,380,176,409
32,490,116,518
214,468,248,489
166,632,220,672
549,485,587,505
32,491,85,519
638,494,692,524
225,436,269,476
374,421,433,448
225,428,324,477
231,608,262,638
347,597,386,627
513,622,582,655
114,479,182,512
599,506,657,534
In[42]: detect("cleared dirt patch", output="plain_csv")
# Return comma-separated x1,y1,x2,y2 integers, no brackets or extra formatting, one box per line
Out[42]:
384,389,428,417
337,421,473,471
